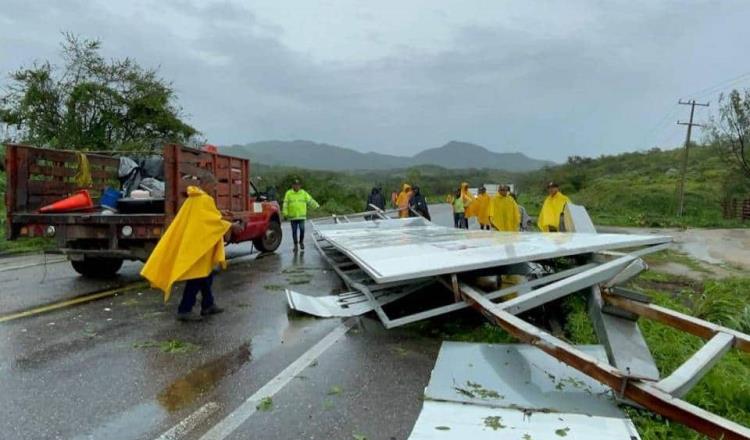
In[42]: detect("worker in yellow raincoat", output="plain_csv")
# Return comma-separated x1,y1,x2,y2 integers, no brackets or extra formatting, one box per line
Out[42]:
460,182,475,229
396,184,412,218
537,181,571,232
141,173,237,321
489,184,520,232
474,186,491,230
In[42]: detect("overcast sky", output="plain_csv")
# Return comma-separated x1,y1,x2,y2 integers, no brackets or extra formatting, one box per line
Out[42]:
2,0,750,161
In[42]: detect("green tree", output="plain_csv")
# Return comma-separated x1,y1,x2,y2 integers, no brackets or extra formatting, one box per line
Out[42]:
0,33,198,151
709,89,750,180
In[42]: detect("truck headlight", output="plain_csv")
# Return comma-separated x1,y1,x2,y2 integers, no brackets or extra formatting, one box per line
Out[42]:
45,226,56,237
121,225,133,237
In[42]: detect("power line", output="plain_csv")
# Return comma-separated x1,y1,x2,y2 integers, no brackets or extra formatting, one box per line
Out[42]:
675,99,709,217
642,73,750,149
680,71,750,101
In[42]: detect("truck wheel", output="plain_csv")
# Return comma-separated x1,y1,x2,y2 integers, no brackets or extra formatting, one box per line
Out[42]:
71,257,124,278
253,220,282,252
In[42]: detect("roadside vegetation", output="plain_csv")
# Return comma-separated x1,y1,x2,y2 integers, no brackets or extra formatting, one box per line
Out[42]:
252,142,750,228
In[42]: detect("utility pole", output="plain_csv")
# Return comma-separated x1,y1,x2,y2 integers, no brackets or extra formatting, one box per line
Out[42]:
676,99,709,217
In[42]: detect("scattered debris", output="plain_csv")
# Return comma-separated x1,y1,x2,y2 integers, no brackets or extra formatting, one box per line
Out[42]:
328,385,343,396
256,397,273,411
133,340,200,354
483,416,506,430
555,427,570,437
452,381,503,400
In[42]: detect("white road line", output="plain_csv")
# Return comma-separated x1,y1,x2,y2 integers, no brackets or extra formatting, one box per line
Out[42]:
155,402,221,440
197,320,353,440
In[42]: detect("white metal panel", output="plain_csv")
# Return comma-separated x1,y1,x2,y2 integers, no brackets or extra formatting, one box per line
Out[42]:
423,342,624,417
315,218,671,283
285,290,377,318
409,401,641,440
409,342,640,440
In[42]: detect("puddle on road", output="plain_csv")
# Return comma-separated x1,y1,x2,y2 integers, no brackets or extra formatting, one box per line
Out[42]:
157,342,251,412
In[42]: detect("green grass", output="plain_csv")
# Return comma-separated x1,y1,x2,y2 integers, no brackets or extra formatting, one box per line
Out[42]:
406,319,515,344
0,202,51,255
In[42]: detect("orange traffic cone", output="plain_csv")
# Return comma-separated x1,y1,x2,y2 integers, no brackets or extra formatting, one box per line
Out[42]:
39,190,94,213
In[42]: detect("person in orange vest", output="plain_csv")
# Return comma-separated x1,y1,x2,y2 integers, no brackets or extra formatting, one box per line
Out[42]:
537,181,571,232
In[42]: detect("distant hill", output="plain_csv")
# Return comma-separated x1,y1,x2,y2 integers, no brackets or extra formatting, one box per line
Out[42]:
220,140,552,172
413,141,553,171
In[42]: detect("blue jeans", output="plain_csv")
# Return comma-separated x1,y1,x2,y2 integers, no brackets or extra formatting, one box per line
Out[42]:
178,273,215,314
291,219,305,244
453,212,465,228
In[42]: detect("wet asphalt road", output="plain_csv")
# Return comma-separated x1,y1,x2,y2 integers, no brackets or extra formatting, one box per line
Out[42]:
0,205,458,440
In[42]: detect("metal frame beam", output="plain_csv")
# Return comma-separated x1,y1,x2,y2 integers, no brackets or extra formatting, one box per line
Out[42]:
602,290,750,353
655,332,734,397
497,254,639,315
457,281,750,440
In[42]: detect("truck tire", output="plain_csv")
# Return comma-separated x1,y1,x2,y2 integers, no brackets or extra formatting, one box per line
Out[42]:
71,257,124,278
253,220,282,252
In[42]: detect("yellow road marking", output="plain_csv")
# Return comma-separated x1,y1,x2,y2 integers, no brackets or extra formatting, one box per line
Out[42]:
0,248,259,324
0,282,149,323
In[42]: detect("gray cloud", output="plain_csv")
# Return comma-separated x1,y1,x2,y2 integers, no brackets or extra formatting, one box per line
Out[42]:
1,0,749,161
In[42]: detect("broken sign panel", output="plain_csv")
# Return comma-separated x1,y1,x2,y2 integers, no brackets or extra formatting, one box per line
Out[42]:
409,342,641,439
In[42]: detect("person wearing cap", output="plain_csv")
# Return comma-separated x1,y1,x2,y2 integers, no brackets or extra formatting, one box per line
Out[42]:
409,186,431,220
475,186,491,230
488,184,520,232
282,178,320,251
537,181,570,232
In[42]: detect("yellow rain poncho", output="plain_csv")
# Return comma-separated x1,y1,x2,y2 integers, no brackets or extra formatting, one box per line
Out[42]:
141,186,230,301
461,182,477,218
537,192,571,232
396,184,412,218
488,194,520,232
475,192,491,226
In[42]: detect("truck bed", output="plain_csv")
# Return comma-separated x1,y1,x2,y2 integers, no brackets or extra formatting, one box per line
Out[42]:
5,144,251,240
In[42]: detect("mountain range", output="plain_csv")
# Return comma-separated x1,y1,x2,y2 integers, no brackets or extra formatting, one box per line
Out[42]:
220,140,554,172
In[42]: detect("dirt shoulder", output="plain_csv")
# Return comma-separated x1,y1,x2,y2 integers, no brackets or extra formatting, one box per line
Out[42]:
599,226,750,275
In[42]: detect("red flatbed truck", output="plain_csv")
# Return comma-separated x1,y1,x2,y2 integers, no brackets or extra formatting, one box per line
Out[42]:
4,143,282,277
